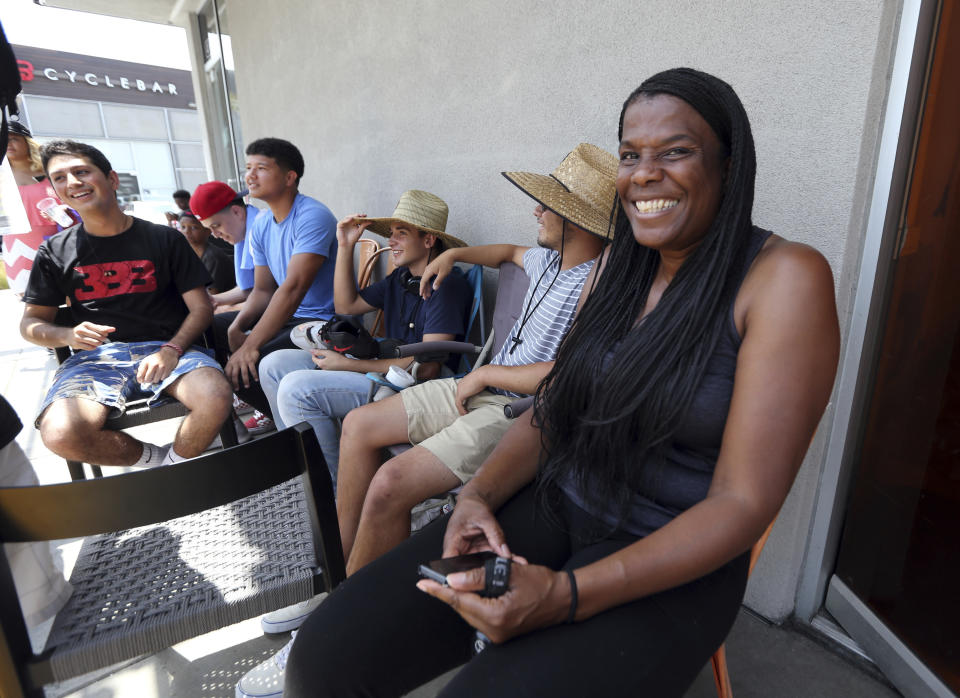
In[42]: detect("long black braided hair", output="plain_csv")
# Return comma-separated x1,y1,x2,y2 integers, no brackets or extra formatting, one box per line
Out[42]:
533,68,758,530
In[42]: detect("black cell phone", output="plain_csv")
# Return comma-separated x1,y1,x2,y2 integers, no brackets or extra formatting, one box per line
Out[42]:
417,551,498,586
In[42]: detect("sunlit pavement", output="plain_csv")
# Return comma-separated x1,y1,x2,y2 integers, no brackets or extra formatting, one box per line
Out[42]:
0,289,900,697
0,289,291,698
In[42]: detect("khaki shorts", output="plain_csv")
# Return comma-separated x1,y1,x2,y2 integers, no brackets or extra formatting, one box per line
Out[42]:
400,377,517,483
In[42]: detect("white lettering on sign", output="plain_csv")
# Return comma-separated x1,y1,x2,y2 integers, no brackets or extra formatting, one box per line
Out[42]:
34,65,182,100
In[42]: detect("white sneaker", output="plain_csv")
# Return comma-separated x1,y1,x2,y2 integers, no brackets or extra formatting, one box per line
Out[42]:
235,631,296,698
260,594,326,633
290,321,330,351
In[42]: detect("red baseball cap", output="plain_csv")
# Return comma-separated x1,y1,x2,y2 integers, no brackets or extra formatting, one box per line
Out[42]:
190,181,245,220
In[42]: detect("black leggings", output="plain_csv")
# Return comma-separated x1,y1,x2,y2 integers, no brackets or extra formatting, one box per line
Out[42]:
285,486,749,697
212,312,310,415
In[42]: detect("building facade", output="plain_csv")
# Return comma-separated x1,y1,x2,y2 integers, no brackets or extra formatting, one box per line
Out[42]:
14,44,205,203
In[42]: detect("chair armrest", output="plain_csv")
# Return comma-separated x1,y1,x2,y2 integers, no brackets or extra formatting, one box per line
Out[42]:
387,341,483,359
503,395,534,419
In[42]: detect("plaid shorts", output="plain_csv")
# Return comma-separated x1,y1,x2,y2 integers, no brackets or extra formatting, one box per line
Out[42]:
37,341,222,426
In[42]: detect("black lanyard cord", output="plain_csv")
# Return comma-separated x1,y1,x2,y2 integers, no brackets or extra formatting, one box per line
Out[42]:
509,223,566,354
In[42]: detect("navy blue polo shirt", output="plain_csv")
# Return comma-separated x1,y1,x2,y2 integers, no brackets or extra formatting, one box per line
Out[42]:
360,268,472,368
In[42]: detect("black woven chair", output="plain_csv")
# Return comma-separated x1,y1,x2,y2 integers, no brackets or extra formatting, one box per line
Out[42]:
50,308,238,481
0,422,344,698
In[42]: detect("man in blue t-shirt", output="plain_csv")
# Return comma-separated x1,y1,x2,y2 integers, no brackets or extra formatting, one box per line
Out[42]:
190,180,258,312
259,189,471,488
211,138,338,420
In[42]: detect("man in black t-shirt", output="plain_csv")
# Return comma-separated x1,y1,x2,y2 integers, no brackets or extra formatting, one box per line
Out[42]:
20,140,233,468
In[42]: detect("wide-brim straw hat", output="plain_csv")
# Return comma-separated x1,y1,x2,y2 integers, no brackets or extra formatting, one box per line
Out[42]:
502,143,618,240
362,189,467,248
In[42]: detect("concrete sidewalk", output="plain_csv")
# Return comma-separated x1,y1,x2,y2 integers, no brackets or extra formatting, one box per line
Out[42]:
0,290,65,482
0,289,900,697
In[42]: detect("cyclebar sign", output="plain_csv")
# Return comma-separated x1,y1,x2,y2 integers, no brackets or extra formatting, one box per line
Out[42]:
14,45,196,110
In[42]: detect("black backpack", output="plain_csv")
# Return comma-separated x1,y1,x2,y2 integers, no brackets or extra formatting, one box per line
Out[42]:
319,315,381,360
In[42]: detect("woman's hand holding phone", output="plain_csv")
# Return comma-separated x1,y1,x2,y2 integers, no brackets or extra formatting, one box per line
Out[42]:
417,556,571,644
441,493,510,559
420,493,572,644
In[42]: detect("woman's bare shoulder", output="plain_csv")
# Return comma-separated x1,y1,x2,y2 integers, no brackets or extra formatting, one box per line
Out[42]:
749,235,833,293
736,235,837,334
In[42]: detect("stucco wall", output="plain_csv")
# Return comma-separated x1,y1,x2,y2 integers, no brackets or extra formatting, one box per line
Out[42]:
226,0,900,621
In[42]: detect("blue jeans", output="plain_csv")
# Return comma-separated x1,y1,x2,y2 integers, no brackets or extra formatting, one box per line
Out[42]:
259,349,375,487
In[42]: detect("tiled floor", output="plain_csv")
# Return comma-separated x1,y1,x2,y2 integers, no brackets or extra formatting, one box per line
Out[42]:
0,289,901,697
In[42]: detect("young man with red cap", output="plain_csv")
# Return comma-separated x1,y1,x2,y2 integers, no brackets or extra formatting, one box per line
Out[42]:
190,180,259,312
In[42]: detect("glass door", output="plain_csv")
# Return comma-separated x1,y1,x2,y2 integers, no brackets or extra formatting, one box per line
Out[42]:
197,0,244,190
829,1,960,695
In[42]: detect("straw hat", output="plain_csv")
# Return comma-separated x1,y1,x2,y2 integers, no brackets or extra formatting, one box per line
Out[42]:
362,190,467,248
502,143,618,239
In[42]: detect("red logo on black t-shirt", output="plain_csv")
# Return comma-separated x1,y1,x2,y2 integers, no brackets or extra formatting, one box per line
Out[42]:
74,261,158,300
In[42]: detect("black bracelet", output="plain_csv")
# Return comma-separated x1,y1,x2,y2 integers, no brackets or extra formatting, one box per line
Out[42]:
482,556,511,598
565,568,578,624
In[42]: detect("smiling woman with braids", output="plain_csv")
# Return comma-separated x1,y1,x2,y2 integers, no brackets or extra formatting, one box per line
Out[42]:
282,68,840,698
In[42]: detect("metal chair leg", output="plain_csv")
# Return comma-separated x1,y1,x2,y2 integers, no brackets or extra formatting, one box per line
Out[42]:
66,459,86,482
219,412,239,449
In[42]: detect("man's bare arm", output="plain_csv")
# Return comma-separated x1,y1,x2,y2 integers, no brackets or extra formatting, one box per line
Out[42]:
243,252,326,351
21,304,115,350
420,245,530,298
229,267,277,335
166,286,214,350
211,285,251,309
224,253,325,389
136,286,214,385
333,215,378,315
453,361,553,415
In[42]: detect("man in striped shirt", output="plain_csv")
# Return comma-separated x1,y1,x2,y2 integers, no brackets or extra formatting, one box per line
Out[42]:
336,144,617,575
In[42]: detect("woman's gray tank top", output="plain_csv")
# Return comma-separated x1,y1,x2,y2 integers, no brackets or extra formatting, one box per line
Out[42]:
561,228,773,537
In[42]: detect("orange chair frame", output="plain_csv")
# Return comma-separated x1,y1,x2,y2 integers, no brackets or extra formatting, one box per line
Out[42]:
710,519,776,697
